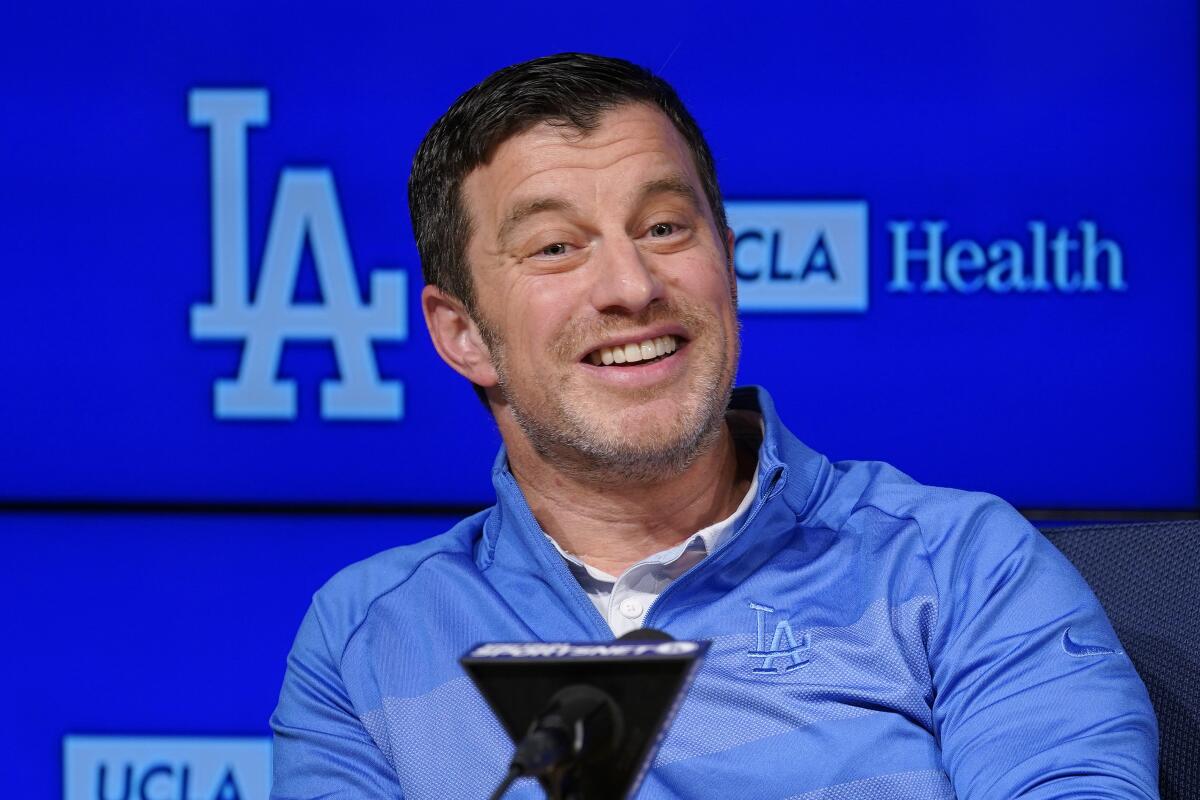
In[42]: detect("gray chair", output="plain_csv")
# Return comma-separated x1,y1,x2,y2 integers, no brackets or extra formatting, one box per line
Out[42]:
1042,520,1200,799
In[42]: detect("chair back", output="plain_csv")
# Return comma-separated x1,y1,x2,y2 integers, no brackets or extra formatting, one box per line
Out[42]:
1043,520,1200,799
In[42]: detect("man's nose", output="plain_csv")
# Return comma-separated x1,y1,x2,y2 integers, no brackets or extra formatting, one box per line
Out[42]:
587,238,664,312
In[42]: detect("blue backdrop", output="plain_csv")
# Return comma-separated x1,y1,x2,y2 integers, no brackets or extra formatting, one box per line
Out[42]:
1,1,1196,797
2,1,1195,510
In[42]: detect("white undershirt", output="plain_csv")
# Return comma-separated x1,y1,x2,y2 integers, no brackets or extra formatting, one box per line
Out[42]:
545,468,760,637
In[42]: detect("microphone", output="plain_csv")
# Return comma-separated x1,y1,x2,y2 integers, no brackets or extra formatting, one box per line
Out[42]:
490,684,623,800
463,629,707,800
504,631,663,786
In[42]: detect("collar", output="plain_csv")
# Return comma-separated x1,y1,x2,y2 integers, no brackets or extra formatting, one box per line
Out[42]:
546,465,761,584
476,386,835,639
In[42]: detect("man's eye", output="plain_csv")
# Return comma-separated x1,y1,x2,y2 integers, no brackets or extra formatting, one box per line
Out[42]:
540,242,568,256
649,222,676,237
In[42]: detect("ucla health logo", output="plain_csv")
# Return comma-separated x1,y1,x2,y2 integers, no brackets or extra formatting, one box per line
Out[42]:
726,201,869,313
189,89,406,420
63,736,270,800
727,200,1126,312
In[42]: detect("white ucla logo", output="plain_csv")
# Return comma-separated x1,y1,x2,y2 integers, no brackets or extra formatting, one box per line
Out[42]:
726,201,869,313
63,736,271,800
189,89,406,420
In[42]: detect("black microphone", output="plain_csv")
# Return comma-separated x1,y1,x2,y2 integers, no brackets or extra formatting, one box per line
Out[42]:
491,684,623,799
464,629,707,800
507,629,669,779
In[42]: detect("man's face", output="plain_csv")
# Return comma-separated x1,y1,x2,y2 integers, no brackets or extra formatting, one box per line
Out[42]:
461,103,739,479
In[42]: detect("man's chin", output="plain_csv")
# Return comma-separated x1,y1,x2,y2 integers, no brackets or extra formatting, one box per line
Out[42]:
562,436,711,482
559,405,728,480
501,361,734,481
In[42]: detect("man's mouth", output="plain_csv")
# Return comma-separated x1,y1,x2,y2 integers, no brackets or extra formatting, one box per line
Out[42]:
585,335,680,367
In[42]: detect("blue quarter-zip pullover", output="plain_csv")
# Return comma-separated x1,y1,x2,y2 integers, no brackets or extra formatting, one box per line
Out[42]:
271,386,1158,799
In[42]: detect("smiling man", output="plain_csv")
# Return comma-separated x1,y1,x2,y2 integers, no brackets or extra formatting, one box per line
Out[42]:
422,95,748,580
271,54,1158,799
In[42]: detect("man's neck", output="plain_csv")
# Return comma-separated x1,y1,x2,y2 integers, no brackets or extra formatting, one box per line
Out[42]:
503,419,757,576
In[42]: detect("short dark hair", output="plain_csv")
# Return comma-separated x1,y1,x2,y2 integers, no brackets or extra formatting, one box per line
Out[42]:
408,52,728,313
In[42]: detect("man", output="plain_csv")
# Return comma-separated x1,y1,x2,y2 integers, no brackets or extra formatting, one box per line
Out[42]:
271,53,1158,798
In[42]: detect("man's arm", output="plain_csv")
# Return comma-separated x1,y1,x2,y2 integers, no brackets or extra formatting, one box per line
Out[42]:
271,604,403,799
924,500,1158,798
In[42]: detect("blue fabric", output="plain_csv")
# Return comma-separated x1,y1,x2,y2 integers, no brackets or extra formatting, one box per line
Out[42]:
270,386,1159,799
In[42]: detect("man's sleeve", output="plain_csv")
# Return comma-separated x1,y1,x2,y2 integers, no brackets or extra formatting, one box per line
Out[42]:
923,499,1159,798
270,603,403,799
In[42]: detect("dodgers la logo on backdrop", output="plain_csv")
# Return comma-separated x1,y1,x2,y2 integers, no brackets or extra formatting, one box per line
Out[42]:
189,89,407,420
747,602,810,674
63,736,270,800
726,201,868,312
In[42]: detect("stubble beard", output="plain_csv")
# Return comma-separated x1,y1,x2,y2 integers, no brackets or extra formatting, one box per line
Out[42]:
478,301,738,485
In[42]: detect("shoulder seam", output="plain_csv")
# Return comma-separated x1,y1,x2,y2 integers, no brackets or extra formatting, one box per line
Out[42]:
335,548,466,667
849,499,944,650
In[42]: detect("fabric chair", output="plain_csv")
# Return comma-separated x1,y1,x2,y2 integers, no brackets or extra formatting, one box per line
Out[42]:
1042,520,1200,799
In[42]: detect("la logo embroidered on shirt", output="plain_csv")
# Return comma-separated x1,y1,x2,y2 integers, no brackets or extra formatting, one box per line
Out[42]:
748,602,810,674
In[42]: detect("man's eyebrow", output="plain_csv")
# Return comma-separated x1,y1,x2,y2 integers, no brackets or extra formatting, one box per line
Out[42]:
636,174,702,209
495,176,702,246
497,196,576,247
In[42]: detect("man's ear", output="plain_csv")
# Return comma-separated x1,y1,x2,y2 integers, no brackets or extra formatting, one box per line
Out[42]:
421,285,499,387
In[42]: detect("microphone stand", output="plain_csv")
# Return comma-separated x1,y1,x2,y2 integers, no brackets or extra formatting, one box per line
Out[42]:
487,762,581,800
547,764,582,800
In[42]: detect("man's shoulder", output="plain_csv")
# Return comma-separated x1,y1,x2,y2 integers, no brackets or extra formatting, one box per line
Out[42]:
824,457,1034,551
307,508,492,637
823,457,1067,612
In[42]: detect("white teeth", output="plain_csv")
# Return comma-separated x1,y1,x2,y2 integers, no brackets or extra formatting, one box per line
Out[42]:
588,335,679,366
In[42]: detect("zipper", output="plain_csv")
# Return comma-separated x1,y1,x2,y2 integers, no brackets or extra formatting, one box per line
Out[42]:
643,465,787,630
499,472,614,640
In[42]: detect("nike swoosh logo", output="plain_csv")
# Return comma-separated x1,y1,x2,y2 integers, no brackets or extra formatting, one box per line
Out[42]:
1061,626,1122,657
